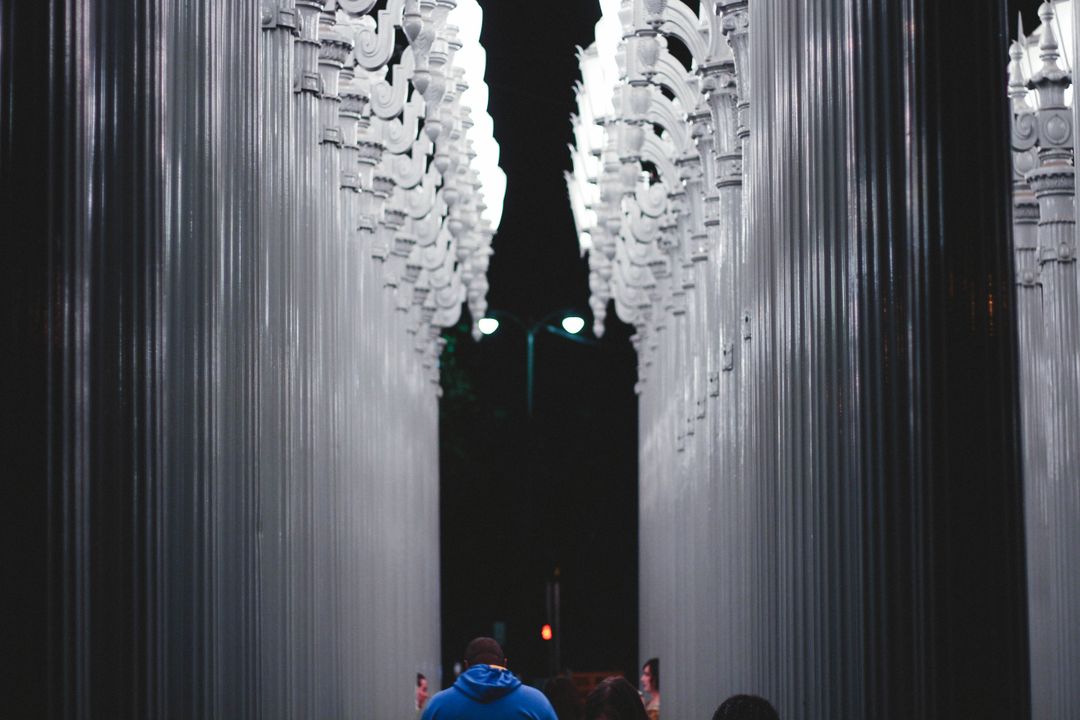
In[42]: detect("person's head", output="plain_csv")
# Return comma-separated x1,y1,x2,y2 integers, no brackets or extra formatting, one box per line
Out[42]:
544,676,584,720
416,673,429,710
711,694,780,720
584,676,649,720
640,658,659,695
463,637,505,668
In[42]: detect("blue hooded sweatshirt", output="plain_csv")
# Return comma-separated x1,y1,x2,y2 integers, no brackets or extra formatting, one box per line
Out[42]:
421,665,558,720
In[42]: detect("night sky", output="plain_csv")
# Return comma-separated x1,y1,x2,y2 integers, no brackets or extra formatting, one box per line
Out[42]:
1011,1,1043,35
437,0,640,687
438,0,1042,689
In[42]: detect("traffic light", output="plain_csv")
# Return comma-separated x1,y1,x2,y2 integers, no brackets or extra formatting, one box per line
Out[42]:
540,623,553,641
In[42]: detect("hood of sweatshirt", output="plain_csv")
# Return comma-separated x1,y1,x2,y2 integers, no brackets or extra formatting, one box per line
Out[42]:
452,665,523,704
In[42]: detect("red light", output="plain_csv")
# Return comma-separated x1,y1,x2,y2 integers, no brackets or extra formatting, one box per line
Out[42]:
540,624,553,641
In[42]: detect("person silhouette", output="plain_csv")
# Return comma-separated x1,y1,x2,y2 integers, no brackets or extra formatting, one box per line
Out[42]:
711,694,780,720
422,637,557,720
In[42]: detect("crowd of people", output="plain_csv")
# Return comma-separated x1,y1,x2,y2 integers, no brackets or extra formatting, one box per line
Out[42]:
419,637,779,720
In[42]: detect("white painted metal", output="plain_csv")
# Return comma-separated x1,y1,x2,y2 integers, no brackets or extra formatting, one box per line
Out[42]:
1012,5,1080,718
570,1,1039,717
254,2,501,715
28,0,502,715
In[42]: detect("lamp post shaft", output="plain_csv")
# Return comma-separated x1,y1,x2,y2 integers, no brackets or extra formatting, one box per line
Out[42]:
527,329,536,417
553,575,561,673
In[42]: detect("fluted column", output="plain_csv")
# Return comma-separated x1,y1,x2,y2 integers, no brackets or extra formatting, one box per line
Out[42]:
9,0,500,715
700,43,751,706
313,14,348,716
1025,161,1080,720
337,53,365,715
259,2,298,716
1009,49,1047,676
1024,6,1080,716
720,0,776,705
572,2,1035,717
1003,7,1080,715
288,3,324,714
749,2,1028,718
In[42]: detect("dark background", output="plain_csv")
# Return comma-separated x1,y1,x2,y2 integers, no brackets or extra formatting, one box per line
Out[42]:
437,0,1043,690
437,0,641,687
1011,1,1042,37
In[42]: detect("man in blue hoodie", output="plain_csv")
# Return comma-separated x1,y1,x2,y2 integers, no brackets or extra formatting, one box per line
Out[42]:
422,637,558,720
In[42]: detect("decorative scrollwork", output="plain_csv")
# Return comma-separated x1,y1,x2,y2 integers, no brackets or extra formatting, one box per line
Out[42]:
337,0,378,16
350,0,402,70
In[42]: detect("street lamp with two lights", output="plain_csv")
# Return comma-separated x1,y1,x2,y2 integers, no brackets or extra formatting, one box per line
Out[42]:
477,309,595,417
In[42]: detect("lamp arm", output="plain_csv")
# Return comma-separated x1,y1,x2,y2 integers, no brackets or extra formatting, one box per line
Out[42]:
484,308,528,331
541,324,602,347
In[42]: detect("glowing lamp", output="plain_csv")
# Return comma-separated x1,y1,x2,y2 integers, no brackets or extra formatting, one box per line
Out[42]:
478,317,500,335
561,316,586,335
540,624,553,641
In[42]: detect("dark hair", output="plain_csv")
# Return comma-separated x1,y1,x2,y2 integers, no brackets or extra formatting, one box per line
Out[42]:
711,694,780,720
642,657,659,693
544,676,584,720
584,677,649,720
464,636,504,667
416,673,426,686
